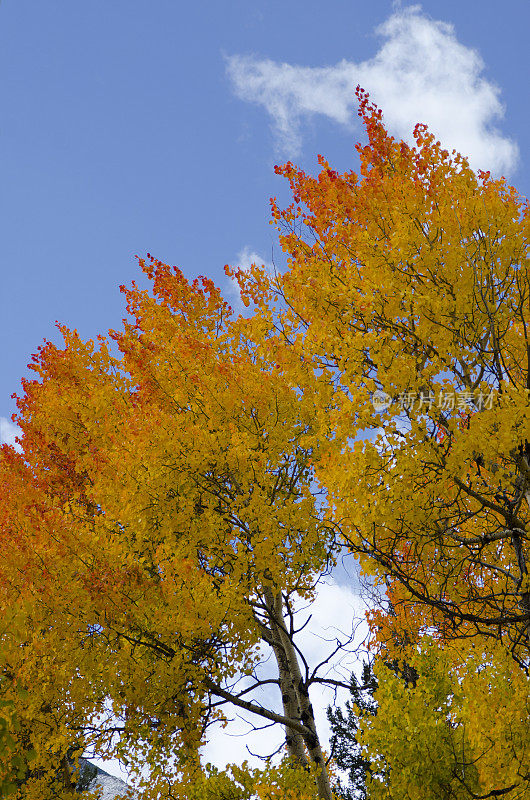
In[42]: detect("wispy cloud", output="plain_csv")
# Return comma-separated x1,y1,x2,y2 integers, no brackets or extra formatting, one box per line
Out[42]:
225,246,274,312
226,5,518,175
0,417,21,451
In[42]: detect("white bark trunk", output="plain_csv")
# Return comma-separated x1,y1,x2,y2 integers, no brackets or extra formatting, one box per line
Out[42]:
263,587,333,800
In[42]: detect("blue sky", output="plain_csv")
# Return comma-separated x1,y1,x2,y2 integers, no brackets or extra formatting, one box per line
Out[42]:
0,0,528,781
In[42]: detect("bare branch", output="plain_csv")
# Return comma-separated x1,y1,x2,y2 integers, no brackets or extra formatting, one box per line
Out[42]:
203,677,312,738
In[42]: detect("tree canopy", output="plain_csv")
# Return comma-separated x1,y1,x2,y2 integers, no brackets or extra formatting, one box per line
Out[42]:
2,88,530,798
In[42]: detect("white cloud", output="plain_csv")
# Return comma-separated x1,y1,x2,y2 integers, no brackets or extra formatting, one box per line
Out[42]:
225,246,274,312
0,417,21,450
234,247,273,275
226,5,518,175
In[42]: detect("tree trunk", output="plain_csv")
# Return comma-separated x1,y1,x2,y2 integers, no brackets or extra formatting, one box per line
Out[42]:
263,587,310,767
263,587,334,800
